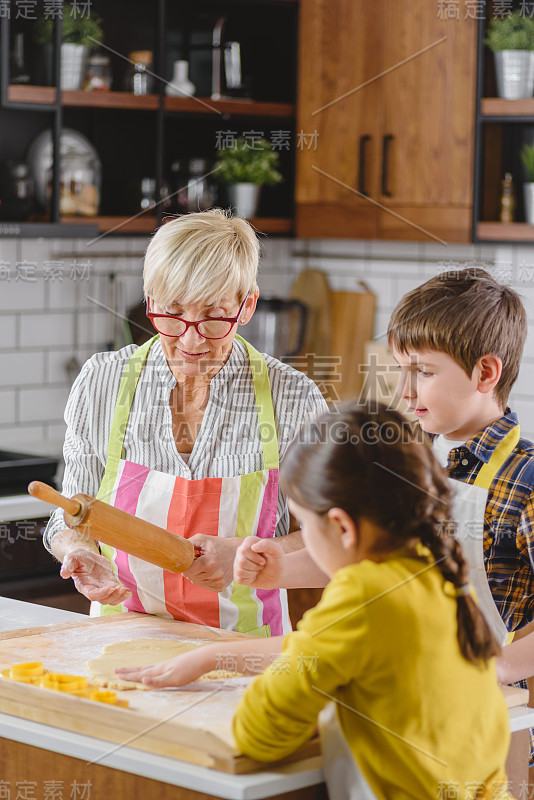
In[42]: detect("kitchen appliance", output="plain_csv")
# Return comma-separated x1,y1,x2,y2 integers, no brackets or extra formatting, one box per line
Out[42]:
243,297,307,360
0,449,84,609
188,14,249,100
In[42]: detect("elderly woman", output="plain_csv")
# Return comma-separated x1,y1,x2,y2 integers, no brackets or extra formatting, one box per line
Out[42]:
44,209,327,635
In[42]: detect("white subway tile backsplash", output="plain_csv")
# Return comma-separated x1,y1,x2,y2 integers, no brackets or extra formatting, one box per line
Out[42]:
418,242,483,262
19,386,71,424
372,311,393,343
300,238,368,258
507,396,534,442
0,423,61,453
367,240,420,259
0,352,45,387
0,315,17,350
0,389,16,424
0,239,17,264
512,360,534,400
46,274,83,311
0,276,46,311
258,272,292,297
3,233,534,444
516,285,534,323
77,235,132,256
20,312,74,348
523,325,534,359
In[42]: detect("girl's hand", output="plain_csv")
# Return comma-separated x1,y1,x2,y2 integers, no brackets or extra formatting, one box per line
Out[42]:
495,655,512,685
60,548,132,606
233,537,285,589
115,647,213,688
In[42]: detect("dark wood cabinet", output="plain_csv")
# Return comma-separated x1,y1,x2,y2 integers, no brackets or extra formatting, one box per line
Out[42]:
0,0,298,237
295,0,478,243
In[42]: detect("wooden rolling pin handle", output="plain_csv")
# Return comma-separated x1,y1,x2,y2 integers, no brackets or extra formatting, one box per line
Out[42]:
28,481,82,517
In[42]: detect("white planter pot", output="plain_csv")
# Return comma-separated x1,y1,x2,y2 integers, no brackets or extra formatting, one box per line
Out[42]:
60,43,89,91
494,50,534,100
524,182,534,224
227,183,261,218
166,60,196,97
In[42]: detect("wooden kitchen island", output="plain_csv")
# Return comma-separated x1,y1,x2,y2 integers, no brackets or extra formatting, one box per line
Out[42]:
0,598,532,799
0,599,326,800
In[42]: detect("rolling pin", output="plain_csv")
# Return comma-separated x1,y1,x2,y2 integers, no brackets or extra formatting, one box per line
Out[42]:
28,481,195,573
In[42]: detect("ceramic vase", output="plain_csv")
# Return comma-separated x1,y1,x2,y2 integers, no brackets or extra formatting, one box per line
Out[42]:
166,60,196,97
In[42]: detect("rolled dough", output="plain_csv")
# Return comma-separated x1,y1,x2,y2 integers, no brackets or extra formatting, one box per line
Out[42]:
87,638,242,690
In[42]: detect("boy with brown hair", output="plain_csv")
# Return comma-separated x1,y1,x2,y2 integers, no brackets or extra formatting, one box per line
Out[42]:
387,267,534,688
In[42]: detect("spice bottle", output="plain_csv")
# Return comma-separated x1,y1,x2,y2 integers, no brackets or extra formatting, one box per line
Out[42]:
500,172,515,224
83,55,112,91
125,51,154,95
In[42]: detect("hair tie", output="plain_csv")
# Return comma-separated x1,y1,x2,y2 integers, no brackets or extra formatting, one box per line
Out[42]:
443,581,472,599
455,583,472,598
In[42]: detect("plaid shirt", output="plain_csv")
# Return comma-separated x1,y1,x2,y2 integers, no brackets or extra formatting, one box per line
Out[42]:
430,410,534,634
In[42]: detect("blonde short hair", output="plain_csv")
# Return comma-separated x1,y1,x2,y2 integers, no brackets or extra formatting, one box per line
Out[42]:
143,209,260,308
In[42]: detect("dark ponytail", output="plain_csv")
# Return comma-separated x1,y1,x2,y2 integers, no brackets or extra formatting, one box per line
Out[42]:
281,402,501,665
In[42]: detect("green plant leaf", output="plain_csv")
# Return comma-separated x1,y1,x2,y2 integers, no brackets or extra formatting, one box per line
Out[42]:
520,143,534,181
485,10,534,52
214,138,283,185
34,4,104,46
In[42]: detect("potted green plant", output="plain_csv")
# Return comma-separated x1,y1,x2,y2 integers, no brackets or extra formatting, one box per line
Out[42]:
214,137,283,218
34,5,104,90
485,11,534,100
520,143,534,223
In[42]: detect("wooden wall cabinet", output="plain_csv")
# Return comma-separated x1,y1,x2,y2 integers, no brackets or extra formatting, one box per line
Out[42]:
295,0,478,243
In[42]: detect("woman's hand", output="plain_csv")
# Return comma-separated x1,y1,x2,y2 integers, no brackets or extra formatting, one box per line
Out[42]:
60,547,132,606
233,537,285,589
115,645,215,688
183,535,242,592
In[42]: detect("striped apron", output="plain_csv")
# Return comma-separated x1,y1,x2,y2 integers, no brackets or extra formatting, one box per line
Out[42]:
91,334,291,637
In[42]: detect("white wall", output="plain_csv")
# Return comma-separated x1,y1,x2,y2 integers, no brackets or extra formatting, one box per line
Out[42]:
1,234,533,459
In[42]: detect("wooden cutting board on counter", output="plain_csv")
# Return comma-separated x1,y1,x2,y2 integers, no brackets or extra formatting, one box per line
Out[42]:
0,613,319,774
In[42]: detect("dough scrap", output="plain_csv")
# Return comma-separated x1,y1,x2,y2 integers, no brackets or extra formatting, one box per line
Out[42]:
87,638,243,690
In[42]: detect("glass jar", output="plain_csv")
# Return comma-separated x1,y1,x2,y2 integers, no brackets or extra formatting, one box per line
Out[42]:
83,55,112,92
185,157,216,211
125,51,154,95
138,177,171,212
0,162,33,221
57,152,100,217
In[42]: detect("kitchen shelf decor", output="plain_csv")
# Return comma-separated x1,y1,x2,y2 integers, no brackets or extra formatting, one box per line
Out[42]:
484,10,534,100
473,0,534,242
0,0,297,237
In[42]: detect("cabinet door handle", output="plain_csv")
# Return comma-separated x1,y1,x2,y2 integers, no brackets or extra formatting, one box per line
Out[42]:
381,134,394,197
358,135,371,196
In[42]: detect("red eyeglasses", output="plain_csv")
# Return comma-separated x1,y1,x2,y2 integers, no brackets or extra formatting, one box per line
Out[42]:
146,294,249,339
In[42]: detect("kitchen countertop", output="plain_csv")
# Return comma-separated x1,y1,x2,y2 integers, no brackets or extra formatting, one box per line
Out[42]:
1,599,534,799
0,494,55,522
0,598,325,800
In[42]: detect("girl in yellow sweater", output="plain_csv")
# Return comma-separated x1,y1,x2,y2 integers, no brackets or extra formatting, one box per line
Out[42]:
116,403,513,800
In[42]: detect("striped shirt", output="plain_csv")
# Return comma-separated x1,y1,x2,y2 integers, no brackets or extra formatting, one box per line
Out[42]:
430,410,534,633
43,337,328,551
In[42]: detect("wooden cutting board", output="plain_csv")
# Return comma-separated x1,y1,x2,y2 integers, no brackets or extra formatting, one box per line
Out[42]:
329,284,377,402
0,613,319,774
0,614,525,773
